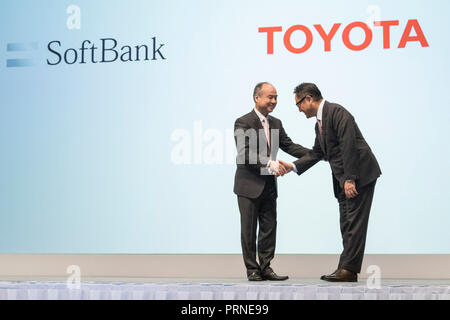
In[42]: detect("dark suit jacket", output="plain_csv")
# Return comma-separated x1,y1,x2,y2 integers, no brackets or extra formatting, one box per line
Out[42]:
294,101,381,198
234,109,310,199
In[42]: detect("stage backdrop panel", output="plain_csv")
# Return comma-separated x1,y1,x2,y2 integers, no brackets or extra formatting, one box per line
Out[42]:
0,0,449,253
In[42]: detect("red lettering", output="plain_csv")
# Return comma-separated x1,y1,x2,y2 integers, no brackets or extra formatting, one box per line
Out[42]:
398,19,429,48
314,23,342,52
258,26,283,54
259,18,429,54
374,20,399,49
283,25,313,54
342,22,373,51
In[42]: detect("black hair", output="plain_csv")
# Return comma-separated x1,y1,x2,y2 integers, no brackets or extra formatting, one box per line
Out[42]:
293,83,323,101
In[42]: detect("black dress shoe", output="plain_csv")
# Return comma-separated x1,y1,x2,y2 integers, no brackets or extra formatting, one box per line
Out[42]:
261,269,289,281
320,269,338,280
247,272,264,281
320,268,357,282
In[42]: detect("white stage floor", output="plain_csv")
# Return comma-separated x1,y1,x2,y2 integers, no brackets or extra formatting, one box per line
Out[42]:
0,277,449,300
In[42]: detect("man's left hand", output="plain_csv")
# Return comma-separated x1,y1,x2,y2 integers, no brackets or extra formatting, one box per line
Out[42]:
344,180,358,198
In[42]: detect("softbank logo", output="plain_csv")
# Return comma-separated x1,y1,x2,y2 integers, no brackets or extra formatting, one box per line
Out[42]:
4,37,166,68
259,19,429,54
4,5,166,68
5,42,38,68
47,37,165,65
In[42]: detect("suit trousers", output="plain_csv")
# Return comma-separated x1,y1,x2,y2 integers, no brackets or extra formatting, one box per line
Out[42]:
337,180,377,273
237,180,277,275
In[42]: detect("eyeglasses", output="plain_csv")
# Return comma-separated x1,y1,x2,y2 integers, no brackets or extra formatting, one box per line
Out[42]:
296,95,308,107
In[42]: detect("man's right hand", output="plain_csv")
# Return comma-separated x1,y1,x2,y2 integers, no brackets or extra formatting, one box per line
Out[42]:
278,160,294,175
269,160,290,177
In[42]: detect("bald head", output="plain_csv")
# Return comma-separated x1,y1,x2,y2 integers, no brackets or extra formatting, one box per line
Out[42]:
253,82,277,116
253,82,273,102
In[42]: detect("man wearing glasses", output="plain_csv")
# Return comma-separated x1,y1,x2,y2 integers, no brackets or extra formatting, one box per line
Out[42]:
280,83,381,282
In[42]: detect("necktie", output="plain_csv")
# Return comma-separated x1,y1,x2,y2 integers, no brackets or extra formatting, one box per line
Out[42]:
317,119,322,135
262,118,270,147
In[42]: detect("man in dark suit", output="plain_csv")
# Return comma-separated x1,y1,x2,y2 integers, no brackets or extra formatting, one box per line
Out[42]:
234,82,310,281
280,83,381,282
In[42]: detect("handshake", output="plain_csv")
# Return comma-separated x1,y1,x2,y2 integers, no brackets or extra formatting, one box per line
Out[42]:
268,160,295,177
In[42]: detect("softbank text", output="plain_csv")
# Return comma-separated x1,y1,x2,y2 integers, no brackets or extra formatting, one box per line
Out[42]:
47,37,165,65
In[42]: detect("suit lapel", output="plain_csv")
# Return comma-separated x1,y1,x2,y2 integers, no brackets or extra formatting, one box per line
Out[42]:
268,116,276,156
251,109,264,130
268,115,275,130
315,123,325,154
320,101,329,155
251,109,270,150
315,101,328,155
268,115,276,146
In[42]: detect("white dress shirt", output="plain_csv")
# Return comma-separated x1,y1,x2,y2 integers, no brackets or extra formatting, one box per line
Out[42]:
254,107,268,125
317,99,325,122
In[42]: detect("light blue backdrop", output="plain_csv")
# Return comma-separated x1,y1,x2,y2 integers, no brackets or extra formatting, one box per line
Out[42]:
1,0,449,253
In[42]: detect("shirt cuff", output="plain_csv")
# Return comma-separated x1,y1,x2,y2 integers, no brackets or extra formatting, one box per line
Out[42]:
291,163,297,173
